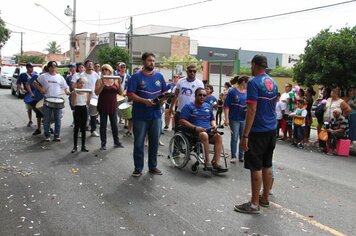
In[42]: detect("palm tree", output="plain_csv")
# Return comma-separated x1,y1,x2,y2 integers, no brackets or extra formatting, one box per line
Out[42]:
45,41,61,54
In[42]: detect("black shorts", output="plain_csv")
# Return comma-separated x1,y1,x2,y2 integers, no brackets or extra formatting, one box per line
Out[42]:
244,130,276,171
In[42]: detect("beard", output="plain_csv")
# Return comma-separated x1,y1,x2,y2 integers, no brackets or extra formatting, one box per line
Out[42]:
144,65,154,72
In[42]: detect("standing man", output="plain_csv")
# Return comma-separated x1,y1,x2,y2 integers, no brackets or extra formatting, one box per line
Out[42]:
17,63,37,127
34,61,71,142
169,65,204,131
81,60,100,137
234,55,278,214
127,52,167,177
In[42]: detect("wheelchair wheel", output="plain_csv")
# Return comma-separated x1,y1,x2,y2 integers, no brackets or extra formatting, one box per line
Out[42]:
191,162,199,174
169,132,190,169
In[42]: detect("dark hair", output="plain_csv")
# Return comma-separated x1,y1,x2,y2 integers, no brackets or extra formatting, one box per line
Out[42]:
187,64,197,71
224,82,231,88
142,52,155,61
84,59,92,66
297,99,305,105
306,87,316,96
47,61,57,68
206,84,213,92
195,87,205,96
277,92,281,97
298,88,305,97
43,66,49,72
76,63,84,72
237,75,249,85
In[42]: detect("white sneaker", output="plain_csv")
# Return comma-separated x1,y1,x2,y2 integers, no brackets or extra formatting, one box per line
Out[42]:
91,131,99,137
230,158,237,163
159,140,165,146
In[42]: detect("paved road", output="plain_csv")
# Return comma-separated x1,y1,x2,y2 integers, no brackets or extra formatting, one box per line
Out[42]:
0,88,355,236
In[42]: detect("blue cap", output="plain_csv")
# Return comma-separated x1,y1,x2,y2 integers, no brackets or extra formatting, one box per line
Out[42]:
26,63,33,68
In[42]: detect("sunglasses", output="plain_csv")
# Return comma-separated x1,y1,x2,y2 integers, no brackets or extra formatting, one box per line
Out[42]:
197,94,206,97
188,70,197,73
102,68,109,71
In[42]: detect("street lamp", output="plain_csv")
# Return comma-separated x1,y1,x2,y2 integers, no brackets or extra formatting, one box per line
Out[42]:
35,1,76,63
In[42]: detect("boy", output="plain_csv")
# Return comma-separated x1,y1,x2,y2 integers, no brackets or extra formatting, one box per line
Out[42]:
289,99,307,148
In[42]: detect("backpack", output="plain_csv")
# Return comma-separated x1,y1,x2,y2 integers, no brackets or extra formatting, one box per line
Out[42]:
314,103,325,120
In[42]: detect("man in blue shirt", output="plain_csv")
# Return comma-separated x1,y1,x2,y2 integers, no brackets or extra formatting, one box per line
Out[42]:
180,87,227,173
127,52,167,177
234,55,278,214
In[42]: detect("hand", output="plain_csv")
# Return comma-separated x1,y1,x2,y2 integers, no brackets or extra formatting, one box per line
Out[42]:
240,137,249,152
145,99,155,107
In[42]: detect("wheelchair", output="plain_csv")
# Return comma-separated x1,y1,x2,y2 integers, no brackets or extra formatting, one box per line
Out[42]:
168,128,228,174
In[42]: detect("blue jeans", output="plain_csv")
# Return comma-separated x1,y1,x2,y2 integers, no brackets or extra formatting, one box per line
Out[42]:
133,119,161,171
43,105,62,138
99,112,119,146
230,120,245,159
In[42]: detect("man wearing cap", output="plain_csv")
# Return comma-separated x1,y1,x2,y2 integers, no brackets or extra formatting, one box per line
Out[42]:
234,55,278,214
17,63,37,127
34,61,71,142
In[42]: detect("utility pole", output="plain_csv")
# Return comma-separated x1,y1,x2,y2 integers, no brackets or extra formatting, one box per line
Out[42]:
129,16,133,71
71,0,76,63
12,31,25,55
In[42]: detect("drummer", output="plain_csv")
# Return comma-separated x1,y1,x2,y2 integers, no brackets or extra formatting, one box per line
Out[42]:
34,61,70,142
114,62,131,128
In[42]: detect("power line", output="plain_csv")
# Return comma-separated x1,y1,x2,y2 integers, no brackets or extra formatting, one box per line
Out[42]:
79,0,212,22
133,0,356,37
5,21,69,36
79,18,129,27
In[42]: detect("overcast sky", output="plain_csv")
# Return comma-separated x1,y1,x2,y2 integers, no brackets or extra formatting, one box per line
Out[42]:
1,0,356,57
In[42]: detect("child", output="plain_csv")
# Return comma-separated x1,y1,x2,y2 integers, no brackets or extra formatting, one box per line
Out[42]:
275,92,286,138
204,84,218,110
289,99,307,148
216,93,224,128
71,78,90,153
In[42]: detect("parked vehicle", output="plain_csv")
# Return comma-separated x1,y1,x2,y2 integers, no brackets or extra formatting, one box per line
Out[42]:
0,66,15,88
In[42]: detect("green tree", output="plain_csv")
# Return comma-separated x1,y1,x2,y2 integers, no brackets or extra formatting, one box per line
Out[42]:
45,41,61,54
293,26,356,88
96,45,129,69
0,17,10,46
275,57,280,67
16,55,45,64
270,66,293,77
162,54,202,73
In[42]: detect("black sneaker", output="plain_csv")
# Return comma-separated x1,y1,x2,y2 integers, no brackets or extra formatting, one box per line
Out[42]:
149,168,162,175
100,146,107,151
81,147,89,152
27,121,33,127
114,142,124,148
32,129,41,136
71,147,77,153
234,202,260,214
164,126,169,130
132,169,142,177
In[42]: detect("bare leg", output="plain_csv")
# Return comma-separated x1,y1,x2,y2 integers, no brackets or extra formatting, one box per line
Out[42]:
210,134,222,166
250,170,262,206
199,132,210,164
261,167,273,201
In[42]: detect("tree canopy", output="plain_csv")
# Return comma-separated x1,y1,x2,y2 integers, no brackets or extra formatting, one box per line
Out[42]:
0,17,10,46
96,45,129,69
45,41,61,54
293,26,356,88
16,55,45,64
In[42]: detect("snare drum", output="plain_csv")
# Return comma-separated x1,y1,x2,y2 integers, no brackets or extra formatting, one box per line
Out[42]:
118,103,132,120
45,97,65,109
89,98,98,116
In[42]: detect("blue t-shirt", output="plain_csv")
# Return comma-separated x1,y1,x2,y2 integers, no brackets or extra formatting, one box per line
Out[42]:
180,102,214,129
28,75,43,102
204,95,218,110
166,82,176,92
17,72,37,89
223,87,246,121
246,73,278,132
127,71,167,121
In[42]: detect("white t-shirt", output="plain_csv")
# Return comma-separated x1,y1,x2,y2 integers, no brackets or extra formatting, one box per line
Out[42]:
280,91,295,114
275,100,286,120
37,73,68,97
82,72,100,99
175,77,204,112
71,72,82,84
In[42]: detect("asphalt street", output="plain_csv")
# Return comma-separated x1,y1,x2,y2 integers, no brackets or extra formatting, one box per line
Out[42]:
0,88,355,236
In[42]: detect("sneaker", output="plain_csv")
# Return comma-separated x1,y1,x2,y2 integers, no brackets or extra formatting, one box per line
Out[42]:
230,158,237,163
239,157,244,162
234,202,260,214
44,137,51,142
32,129,41,136
297,143,304,149
212,164,228,173
100,146,107,151
204,163,213,171
164,126,169,130
81,147,89,152
149,168,162,175
132,169,142,177
124,131,132,137
71,147,77,153
114,142,124,148
54,137,61,142
91,131,99,137
27,121,33,127
159,140,165,146
259,196,270,208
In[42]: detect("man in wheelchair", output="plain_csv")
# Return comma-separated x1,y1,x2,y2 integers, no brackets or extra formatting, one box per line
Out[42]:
179,87,228,173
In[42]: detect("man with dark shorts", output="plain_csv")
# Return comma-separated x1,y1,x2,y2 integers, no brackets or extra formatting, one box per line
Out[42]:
234,55,278,214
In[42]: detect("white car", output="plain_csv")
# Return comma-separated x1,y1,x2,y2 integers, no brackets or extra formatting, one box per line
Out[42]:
0,66,15,88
